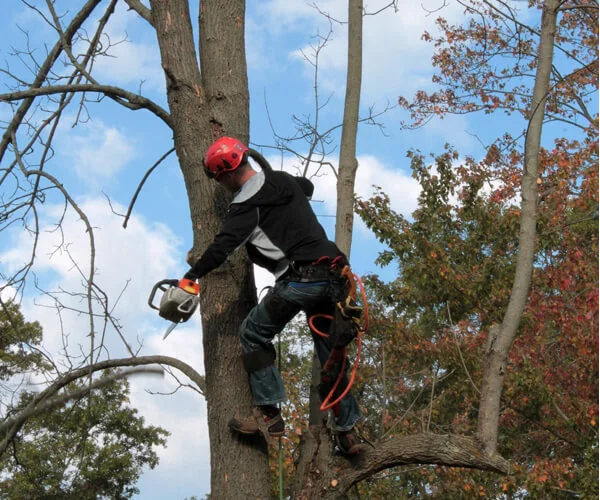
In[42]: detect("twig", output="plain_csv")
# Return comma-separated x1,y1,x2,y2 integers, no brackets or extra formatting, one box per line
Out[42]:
122,147,176,228
447,303,481,394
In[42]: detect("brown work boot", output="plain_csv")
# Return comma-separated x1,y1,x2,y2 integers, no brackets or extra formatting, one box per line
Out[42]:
335,428,363,456
228,407,285,438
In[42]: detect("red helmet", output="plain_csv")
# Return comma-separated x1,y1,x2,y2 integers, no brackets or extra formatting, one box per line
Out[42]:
203,137,248,179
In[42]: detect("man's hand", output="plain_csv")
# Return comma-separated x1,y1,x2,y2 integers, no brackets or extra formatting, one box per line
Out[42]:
186,249,197,267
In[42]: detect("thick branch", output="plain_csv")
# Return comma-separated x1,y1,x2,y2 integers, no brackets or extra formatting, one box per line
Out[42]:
1,84,172,128
124,0,153,26
332,434,509,497
477,0,559,456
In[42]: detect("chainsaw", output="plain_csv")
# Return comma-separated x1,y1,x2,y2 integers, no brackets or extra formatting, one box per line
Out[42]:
148,278,200,339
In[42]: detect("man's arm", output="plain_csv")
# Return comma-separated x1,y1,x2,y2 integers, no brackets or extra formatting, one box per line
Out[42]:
185,204,258,280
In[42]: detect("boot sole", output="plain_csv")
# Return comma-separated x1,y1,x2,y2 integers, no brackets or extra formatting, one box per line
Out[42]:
228,422,285,438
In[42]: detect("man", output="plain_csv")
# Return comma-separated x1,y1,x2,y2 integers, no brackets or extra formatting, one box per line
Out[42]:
184,136,362,456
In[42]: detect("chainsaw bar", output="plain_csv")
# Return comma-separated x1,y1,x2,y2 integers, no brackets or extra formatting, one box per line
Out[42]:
162,322,179,340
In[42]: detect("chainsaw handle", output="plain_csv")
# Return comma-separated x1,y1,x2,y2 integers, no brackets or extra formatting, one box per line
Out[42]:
148,279,179,311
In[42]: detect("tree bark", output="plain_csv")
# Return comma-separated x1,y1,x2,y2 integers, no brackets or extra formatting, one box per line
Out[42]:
149,0,269,498
477,0,559,455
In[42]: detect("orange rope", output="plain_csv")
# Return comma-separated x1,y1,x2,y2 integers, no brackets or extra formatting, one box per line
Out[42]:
307,274,369,411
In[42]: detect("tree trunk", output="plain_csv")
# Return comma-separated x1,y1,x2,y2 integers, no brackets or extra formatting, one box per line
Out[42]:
477,0,558,455
149,0,270,497
334,0,363,258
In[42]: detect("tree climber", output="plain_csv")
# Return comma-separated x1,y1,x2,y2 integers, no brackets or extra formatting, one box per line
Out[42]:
184,136,363,456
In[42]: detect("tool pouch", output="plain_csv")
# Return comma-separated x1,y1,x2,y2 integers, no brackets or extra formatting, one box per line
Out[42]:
326,302,356,348
328,265,363,348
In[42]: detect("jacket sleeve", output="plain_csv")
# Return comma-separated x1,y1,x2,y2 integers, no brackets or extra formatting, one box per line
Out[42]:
187,204,258,279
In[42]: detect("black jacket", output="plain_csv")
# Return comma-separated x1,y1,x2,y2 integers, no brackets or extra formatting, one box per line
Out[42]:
189,169,343,280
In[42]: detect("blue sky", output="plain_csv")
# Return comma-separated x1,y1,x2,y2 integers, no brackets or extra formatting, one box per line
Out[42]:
0,0,537,498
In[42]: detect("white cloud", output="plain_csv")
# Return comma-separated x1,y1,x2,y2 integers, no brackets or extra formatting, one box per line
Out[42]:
56,119,136,184
129,373,210,498
1,197,182,356
258,0,465,101
0,195,209,497
91,2,165,93
265,152,419,220
254,265,276,294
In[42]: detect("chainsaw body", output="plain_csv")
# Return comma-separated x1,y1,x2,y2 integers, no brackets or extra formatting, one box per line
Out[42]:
148,278,200,324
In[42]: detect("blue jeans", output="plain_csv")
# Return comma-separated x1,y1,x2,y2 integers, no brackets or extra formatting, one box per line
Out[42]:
239,279,361,432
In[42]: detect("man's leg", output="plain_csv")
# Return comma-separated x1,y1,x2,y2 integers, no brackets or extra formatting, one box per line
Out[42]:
229,282,300,437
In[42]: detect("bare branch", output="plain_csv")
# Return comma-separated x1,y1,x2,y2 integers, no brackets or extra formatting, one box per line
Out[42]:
122,147,176,228
0,354,205,456
0,0,103,163
124,0,154,26
1,84,172,128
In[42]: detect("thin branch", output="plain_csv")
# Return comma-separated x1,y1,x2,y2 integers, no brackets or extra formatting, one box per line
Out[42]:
447,303,481,395
0,0,103,163
426,366,439,433
122,147,176,228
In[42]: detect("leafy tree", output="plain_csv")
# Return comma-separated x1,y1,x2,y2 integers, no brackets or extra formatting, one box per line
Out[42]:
356,141,598,497
349,0,598,496
0,302,168,498
0,375,168,499
0,301,45,380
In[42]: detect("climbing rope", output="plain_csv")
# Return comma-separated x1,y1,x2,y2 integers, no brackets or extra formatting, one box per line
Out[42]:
308,272,369,411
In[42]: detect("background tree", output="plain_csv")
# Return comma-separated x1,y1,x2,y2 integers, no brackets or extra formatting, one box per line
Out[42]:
356,142,598,496
0,301,45,380
0,302,168,498
335,0,363,257
351,0,598,496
